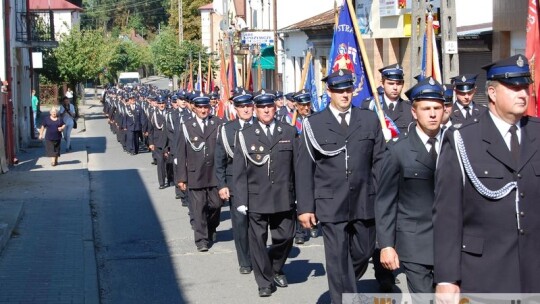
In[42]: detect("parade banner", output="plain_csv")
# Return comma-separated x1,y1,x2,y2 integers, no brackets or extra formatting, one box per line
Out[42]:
419,13,441,82
526,0,540,117
324,0,373,108
305,57,324,112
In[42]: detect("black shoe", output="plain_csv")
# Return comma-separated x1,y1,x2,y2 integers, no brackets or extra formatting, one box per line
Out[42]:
159,185,166,189
273,274,288,288
209,231,217,242
310,228,319,238
175,194,181,199
181,199,188,207
295,236,305,244
258,287,273,297
197,245,209,252
239,266,252,274
151,160,157,165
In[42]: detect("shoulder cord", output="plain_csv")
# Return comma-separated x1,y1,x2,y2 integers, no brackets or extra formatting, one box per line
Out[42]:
125,105,134,118
238,130,271,176
181,123,205,152
302,117,349,171
454,130,521,230
153,111,163,129
167,112,174,130
221,126,235,158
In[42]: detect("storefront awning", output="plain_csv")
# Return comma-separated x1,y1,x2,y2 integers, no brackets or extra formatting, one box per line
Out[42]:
252,46,275,70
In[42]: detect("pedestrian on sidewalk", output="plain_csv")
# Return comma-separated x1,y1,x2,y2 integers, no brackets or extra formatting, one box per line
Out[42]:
38,105,65,166
31,89,39,132
58,96,76,152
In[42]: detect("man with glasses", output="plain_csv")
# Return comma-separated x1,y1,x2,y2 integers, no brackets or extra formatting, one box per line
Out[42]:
296,69,385,304
434,55,540,296
233,89,297,297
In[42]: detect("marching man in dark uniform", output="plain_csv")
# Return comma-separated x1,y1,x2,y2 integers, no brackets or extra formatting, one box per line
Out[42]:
124,93,146,155
434,55,540,296
375,77,446,294
232,90,297,297
214,89,254,274
148,96,169,189
363,63,413,138
296,69,385,304
177,92,224,252
449,74,487,126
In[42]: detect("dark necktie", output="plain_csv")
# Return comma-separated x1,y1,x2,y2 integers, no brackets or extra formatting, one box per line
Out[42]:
509,125,520,165
427,137,438,161
339,112,348,130
463,106,471,119
388,103,395,112
266,125,273,143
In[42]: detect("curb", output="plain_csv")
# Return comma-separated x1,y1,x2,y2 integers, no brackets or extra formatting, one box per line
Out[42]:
0,201,25,255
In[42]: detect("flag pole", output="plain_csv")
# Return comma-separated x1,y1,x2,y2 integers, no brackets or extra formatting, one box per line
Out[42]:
246,54,253,90
345,0,387,130
425,12,434,78
207,55,212,93
298,51,312,91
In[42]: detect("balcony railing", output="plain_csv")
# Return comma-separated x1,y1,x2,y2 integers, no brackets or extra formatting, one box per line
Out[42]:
16,10,56,45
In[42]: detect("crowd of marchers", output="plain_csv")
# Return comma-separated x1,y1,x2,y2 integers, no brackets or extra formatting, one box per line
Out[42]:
101,53,540,302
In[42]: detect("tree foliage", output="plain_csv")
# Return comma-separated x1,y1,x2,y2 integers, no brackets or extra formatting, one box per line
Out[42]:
166,0,208,42
150,26,216,78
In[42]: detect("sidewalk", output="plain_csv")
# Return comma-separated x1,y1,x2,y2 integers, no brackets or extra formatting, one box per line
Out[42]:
0,103,99,303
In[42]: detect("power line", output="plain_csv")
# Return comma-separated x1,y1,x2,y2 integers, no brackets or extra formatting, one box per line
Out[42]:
81,0,165,15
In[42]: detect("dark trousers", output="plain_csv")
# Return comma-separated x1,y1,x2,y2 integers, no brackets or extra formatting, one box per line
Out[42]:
248,210,295,289
373,248,396,285
229,197,251,268
401,261,434,294
321,219,376,304
155,148,167,186
189,187,222,247
126,130,141,153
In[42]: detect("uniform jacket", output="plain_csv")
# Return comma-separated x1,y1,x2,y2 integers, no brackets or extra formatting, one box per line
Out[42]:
434,111,540,292
296,106,386,223
449,101,487,126
214,118,254,195
361,95,414,135
123,104,146,132
148,109,169,149
375,127,437,265
232,120,297,214
177,115,224,189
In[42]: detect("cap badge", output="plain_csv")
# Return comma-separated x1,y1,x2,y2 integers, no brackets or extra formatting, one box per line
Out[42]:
517,56,524,67
429,78,435,85
242,90,246,95
461,76,467,82
396,64,400,69
261,89,266,95
199,92,204,97
339,69,344,76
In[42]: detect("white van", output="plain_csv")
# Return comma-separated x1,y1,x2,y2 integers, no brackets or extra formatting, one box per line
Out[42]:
118,72,140,87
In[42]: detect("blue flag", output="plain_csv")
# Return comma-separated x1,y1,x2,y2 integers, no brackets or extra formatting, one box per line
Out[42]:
323,0,373,107
304,57,324,111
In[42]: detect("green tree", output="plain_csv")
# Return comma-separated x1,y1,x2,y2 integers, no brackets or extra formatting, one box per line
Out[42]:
166,0,208,42
150,25,216,79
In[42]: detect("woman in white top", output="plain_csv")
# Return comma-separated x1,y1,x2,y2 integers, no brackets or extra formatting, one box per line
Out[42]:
58,96,76,151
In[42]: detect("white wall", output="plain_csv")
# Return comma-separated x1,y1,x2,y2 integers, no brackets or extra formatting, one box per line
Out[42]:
455,0,493,27
200,10,212,50
282,31,309,93
54,11,76,38
510,30,526,55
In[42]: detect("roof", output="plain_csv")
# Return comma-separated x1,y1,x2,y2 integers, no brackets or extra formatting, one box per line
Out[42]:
279,7,337,33
29,0,83,11
198,3,213,11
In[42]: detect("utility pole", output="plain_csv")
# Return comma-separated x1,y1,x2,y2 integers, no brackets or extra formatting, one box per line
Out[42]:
440,0,458,83
411,0,458,84
178,0,183,42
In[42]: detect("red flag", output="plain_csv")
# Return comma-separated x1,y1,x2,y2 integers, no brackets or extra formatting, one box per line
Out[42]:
526,0,540,117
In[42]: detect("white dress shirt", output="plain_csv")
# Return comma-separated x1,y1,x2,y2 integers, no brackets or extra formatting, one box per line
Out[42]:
328,104,351,125
489,111,521,150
